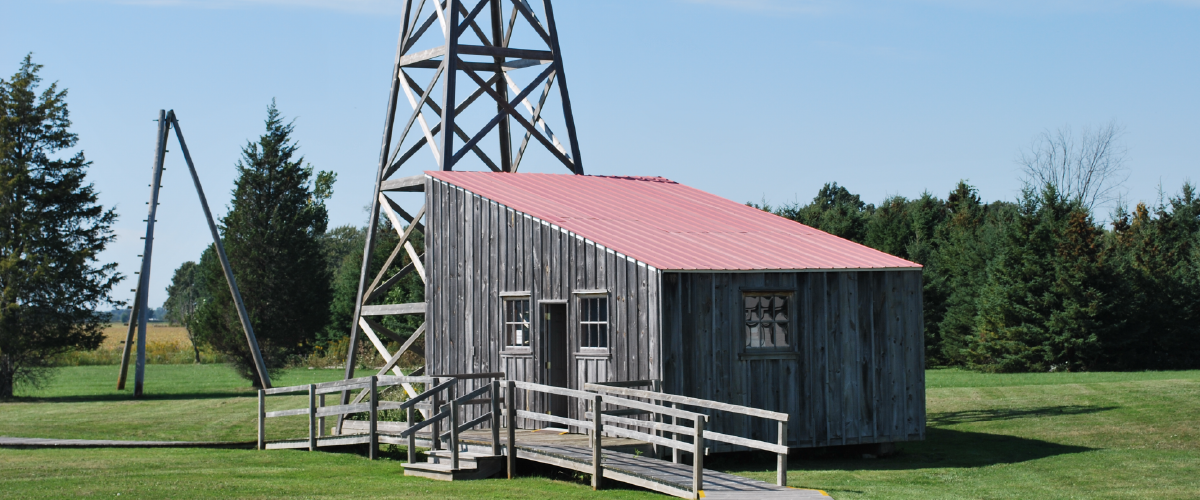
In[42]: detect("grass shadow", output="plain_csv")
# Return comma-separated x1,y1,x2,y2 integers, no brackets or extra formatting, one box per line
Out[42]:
10,391,257,403
929,405,1117,426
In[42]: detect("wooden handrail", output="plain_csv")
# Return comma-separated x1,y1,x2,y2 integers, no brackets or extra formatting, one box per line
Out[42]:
583,383,789,421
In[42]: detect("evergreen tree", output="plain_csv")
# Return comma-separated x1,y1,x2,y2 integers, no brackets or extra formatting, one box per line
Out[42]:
164,261,202,363
971,185,1113,372
777,182,873,243
0,55,120,397
192,101,335,386
1101,185,1200,369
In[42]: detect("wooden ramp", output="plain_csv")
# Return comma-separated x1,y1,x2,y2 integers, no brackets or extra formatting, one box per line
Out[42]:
456,429,830,500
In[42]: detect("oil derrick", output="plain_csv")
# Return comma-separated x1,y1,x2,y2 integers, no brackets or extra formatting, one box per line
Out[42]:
338,0,583,417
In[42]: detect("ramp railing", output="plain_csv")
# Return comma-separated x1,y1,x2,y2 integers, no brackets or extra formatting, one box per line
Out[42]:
584,382,790,487
258,374,439,459
505,380,709,495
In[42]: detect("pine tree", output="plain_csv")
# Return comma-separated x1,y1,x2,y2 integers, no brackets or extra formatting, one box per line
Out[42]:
777,183,873,243
0,55,120,397
971,185,1112,372
192,101,335,386
164,261,202,363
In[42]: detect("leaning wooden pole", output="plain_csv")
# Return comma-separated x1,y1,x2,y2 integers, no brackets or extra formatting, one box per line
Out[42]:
132,110,170,397
115,286,140,390
166,111,272,389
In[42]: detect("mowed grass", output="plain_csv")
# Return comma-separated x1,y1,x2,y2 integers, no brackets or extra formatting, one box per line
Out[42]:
2,366,1199,499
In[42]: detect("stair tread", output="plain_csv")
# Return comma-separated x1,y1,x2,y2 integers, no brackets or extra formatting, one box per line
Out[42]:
405,461,480,472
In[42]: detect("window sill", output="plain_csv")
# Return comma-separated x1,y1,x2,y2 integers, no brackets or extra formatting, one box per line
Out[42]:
738,351,799,361
575,349,610,359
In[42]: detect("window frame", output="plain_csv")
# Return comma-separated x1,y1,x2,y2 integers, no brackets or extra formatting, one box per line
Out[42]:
500,293,533,354
574,291,610,356
740,290,797,355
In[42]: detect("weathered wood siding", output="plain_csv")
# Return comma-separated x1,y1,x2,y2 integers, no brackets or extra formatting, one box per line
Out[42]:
426,178,661,424
660,271,925,450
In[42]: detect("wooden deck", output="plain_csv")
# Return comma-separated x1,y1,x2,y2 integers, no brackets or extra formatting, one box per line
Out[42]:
455,428,830,499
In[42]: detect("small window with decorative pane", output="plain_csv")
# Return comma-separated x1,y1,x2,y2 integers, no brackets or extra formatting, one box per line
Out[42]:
504,297,531,349
578,295,608,349
744,292,792,350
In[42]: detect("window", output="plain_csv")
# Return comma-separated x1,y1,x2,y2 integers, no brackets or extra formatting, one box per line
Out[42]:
744,293,791,349
578,296,608,349
504,297,531,348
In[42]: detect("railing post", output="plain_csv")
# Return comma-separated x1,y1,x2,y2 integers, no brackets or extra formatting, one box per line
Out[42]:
308,384,317,451
693,415,704,498
431,377,441,451
257,389,265,450
506,380,516,479
651,380,662,459
490,379,501,457
672,402,680,464
406,405,416,464
777,420,788,487
369,376,378,460
450,399,460,469
592,394,603,490
318,393,326,438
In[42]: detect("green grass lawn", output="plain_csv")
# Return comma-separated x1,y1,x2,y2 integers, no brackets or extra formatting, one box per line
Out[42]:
2,365,1199,498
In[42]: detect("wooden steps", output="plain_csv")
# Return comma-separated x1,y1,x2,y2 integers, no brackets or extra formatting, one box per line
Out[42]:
403,451,505,481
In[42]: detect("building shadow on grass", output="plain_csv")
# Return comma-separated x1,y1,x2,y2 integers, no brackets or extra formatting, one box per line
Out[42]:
711,404,1112,476
928,404,1116,426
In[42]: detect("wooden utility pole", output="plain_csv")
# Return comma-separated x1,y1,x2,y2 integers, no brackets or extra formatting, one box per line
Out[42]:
117,110,272,392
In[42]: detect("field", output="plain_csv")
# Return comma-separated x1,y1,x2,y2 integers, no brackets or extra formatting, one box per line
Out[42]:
2,365,1198,499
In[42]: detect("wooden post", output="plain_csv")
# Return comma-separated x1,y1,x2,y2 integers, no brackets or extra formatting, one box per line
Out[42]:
693,416,704,498
450,400,460,470
257,389,265,450
166,113,271,389
134,109,169,398
672,402,680,464
777,420,788,487
308,384,317,451
592,394,603,490
490,380,501,456
506,380,516,479
651,380,662,458
431,377,441,451
318,394,326,438
369,376,378,460
115,293,139,390
407,405,416,463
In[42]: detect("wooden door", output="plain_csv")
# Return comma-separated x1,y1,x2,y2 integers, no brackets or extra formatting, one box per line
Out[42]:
542,302,569,419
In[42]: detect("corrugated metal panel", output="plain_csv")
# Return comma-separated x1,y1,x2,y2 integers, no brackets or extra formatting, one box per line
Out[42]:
426,171,921,271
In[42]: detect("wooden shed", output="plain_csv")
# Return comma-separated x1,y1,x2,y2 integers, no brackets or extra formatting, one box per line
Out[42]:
424,171,925,451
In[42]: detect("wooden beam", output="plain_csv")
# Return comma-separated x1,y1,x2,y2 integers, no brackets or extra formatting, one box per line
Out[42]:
404,242,427,283
458,44,552,61
364,258,418,304
360,303,427,316
449,59,555,166
380,175,426,192
379,194,408,240
402,71,502,172
398,46,446,67
364,204,425,298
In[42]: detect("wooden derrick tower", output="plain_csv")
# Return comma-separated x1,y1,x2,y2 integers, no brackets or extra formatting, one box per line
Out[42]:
339,0,582,411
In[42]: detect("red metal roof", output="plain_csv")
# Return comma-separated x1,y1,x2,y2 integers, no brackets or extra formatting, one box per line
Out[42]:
426,171,921,271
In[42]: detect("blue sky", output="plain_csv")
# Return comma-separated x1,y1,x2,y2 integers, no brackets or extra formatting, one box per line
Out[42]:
2,0,1197,309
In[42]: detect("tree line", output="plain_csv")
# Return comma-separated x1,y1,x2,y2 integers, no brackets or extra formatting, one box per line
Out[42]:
754,147,1199,372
